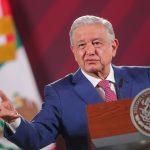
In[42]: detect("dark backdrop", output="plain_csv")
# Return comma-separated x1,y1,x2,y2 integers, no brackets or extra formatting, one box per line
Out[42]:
9,0,150,98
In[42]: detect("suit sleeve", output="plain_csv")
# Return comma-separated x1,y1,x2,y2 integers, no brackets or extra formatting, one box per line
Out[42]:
149,67,150,82
4,85,62,150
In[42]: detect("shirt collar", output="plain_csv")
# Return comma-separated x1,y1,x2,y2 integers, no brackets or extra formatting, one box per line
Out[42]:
81,65,115,88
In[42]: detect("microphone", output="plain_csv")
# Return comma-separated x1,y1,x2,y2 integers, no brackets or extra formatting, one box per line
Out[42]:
119,78,124,88
117,78,124,99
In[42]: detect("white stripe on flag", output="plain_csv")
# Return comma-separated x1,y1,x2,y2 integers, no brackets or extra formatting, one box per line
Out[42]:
0,0,3,17
0,35,7,45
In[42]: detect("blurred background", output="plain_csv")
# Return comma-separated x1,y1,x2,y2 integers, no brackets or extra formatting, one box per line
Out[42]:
0,0,149,149
9,0,150,96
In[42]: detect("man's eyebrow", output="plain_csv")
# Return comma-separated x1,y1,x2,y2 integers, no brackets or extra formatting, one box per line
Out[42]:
92,38,104,41
76,40,86,44
76,38,105,44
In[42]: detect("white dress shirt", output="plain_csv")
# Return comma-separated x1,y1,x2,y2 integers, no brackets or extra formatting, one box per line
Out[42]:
81,65,116,99
5,117,21,133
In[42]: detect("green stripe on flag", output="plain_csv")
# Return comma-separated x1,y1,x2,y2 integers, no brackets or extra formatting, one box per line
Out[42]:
0,31,21,67
16,31,22,49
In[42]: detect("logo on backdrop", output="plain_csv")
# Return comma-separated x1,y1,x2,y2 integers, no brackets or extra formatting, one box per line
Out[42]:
130,88,150,137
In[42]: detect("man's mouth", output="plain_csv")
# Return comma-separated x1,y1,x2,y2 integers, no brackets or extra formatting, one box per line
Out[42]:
85,59,99,62
85,60,99,65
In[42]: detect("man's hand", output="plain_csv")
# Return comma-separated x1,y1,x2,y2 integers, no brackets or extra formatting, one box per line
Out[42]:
0,90,20,123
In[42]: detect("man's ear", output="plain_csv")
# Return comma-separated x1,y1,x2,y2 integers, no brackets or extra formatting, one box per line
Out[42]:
112,38,119,57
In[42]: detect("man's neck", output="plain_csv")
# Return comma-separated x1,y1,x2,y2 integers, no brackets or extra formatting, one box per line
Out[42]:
83,67,110,80
81,65,115,85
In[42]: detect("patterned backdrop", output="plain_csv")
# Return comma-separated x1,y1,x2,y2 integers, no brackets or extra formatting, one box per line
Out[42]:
9,0,150,96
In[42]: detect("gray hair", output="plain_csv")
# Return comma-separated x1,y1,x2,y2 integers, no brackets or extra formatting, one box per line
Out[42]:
69,15,115,46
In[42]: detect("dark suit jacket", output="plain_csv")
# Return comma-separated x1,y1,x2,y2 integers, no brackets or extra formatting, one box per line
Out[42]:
4,66,150,150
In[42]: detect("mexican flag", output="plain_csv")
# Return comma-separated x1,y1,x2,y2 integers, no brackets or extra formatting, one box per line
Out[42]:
0,0,41,149
0,0,56,149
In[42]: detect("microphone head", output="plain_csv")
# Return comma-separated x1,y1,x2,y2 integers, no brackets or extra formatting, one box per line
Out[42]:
119,78,124,88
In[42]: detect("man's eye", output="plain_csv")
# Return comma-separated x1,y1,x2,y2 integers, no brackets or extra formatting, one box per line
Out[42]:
78,43,86,49
93,41,100,46
93,41,103,48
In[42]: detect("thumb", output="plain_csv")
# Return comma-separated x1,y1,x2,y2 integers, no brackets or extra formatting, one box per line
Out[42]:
0,90,10,103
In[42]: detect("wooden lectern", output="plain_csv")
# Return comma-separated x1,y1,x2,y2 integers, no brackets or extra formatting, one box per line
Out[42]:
86,99,150,150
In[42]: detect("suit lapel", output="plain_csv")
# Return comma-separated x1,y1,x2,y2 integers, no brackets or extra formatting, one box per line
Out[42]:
113,66,132,99
72,66,133,103
72,69,103,104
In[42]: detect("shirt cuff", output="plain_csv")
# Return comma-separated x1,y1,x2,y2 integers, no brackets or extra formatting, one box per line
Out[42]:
5,117,21,134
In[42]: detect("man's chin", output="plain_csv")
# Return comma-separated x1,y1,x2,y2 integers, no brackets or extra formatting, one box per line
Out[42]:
85,67,102,74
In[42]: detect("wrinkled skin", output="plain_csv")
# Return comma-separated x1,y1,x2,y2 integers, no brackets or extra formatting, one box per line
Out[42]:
71,24,119,79
0,90,20,123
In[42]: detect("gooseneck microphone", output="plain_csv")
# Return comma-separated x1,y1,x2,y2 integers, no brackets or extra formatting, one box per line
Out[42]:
119,78,124,88
117,78,124,99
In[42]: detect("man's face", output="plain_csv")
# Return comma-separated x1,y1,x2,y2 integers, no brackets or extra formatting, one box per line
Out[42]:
71,24,119,78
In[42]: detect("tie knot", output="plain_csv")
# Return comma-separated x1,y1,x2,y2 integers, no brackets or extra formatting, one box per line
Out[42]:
98,80,110,90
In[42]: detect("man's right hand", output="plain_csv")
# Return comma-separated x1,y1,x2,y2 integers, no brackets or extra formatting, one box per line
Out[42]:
0,90,20,123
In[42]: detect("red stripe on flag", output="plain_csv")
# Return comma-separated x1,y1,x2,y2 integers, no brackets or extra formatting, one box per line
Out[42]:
1,0,11,16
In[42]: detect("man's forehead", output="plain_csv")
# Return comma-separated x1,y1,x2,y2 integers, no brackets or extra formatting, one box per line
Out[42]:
74,24,107,37
76,38,105,43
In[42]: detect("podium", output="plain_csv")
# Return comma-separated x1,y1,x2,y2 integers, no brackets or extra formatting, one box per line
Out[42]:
86,99,150,150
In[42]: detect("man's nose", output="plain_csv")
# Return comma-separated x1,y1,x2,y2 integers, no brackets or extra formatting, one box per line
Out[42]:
86,43,95,55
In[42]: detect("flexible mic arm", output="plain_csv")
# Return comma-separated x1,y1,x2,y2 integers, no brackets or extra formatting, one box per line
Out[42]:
119,78,124,88
117,78,124,99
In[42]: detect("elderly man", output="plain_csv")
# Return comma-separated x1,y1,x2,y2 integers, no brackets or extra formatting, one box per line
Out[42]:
0,15,150,150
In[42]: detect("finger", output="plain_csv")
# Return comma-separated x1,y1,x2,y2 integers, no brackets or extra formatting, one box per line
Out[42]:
0,90,10,102
1,115,20,123
0,108,20,121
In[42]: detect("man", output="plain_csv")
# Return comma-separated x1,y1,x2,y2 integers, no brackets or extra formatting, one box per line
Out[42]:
0,15,150,150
